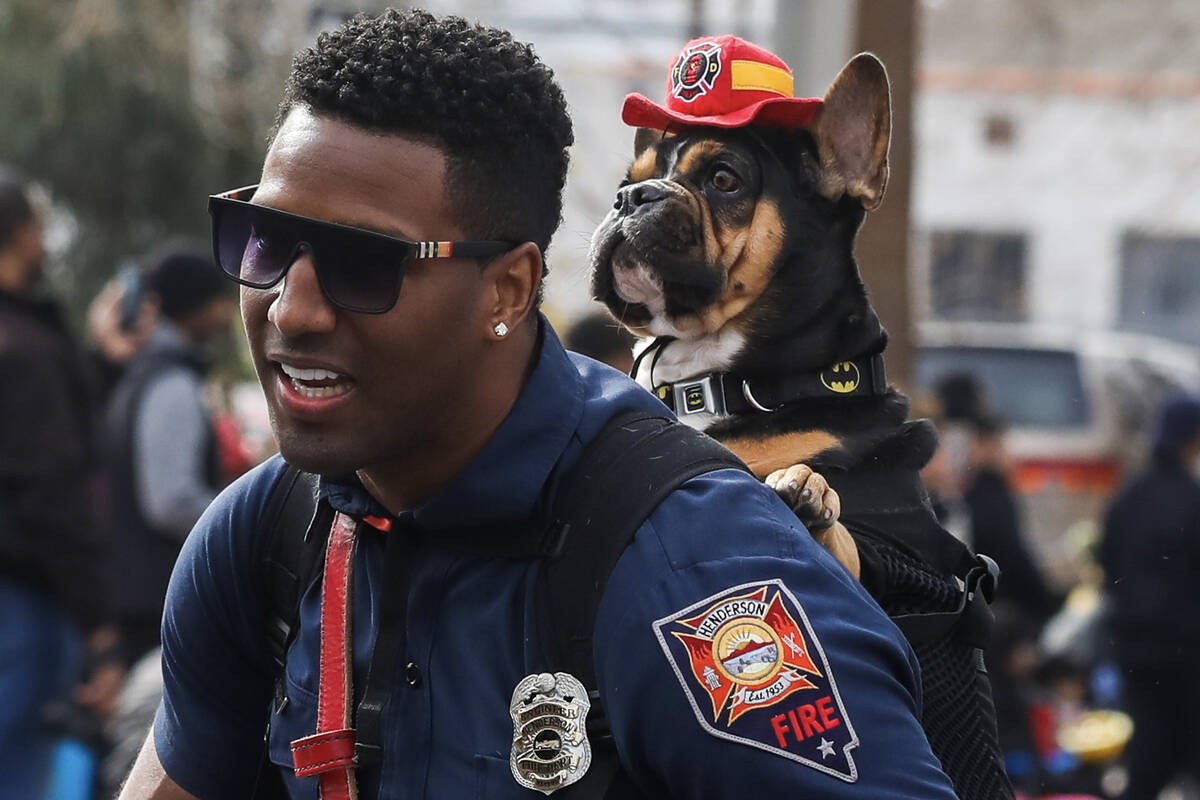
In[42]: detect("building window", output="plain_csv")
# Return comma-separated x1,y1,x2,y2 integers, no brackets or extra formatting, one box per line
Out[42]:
983,114,1016,148
1119,233,1200,346
928,230,1027,321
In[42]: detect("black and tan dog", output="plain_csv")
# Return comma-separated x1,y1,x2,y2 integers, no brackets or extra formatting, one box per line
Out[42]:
590,37,1012,800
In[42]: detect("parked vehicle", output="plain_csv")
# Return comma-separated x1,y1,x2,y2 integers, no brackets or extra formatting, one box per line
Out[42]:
914,321,1200,584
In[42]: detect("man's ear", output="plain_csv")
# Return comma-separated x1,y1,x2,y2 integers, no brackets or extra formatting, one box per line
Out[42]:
810,52,891,211
484,242,542,333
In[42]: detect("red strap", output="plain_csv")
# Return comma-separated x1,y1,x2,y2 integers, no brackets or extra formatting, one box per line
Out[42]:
291,511,360,800
291,728,357,776
362,515,392,532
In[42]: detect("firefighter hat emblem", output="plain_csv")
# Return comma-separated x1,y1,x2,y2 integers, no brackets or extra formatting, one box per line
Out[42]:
510,672,592,794
653,579,859,781
624,35,823,132
671,41,722,102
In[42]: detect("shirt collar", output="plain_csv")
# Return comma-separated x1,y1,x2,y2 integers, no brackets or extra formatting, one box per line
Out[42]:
319,317,585,534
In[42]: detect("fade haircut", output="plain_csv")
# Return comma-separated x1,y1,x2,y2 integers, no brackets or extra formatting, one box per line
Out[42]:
276,8,574,272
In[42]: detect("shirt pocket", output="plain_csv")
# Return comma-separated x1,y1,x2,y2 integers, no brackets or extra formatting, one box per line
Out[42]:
266,672,320,797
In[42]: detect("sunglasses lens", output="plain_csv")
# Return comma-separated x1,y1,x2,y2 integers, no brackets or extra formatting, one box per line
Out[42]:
316,232,406,313
242,222,297,286
214,203,294,288
211,195,410,313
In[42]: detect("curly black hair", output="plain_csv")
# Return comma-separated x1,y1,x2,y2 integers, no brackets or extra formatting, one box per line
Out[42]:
277,8,574,269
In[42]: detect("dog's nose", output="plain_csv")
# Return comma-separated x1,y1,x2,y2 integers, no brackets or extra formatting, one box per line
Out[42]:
615,181,668,215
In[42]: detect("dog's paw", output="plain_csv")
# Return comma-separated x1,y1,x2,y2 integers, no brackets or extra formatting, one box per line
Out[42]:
765,463,841,532
765,464,860,580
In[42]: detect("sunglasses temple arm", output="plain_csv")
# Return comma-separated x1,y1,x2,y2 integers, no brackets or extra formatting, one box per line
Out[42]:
423,241,516,259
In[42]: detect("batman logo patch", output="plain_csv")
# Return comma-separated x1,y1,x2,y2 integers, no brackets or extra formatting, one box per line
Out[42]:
653,579,859,781
820,361,861,394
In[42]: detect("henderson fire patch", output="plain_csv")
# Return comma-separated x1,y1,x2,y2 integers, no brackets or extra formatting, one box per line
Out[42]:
653,579,859,781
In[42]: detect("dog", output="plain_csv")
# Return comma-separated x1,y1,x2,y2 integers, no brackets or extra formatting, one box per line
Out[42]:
589,37,1012,799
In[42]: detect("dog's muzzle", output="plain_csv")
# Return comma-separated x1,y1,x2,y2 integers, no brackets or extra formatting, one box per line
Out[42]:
614,179,671,218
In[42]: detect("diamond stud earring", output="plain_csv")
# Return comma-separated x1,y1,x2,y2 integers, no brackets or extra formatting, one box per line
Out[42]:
494,322,509,337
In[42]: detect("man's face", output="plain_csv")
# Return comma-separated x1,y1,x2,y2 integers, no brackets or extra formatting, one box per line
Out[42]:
179,296,236,354
242,107,493,476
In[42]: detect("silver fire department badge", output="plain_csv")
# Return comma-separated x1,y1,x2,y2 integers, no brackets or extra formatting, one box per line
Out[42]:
509,672,592,794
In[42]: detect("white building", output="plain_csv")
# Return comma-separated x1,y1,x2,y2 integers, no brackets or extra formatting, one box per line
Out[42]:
913,0,1200,346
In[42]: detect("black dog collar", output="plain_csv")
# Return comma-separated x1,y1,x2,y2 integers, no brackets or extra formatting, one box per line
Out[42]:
651,354,887,418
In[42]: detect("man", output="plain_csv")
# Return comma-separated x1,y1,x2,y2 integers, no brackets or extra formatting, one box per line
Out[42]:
105,244,236,666
933,375,1060,626
121,10,956,799
1100,395,1200,800
0,168,116,797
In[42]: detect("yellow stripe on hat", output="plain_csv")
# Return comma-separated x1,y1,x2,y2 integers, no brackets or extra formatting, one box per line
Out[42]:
730,60,794,97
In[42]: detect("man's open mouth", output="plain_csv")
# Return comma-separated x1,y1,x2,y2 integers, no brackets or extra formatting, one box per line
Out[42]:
277,362,354,400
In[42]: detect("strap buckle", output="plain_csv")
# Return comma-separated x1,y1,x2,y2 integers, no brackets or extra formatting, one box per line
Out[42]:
672,375,727,416
969,553,1000,604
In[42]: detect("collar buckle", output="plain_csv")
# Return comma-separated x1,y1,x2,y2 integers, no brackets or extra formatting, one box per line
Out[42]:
673,375,727,417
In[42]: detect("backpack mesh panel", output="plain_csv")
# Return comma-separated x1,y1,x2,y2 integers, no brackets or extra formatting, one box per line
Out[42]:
861,530,1014,800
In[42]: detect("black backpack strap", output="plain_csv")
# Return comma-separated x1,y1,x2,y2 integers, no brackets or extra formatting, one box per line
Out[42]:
255,463,325,691
830,469,1001,653
890,553,999,649
538,410,750,798
251,463,325,800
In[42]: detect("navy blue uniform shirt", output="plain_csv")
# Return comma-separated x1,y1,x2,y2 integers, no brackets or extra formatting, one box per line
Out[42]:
155,322,956,799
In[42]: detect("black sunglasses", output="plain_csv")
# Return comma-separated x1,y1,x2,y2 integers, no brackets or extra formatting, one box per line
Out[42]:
207,185,515,314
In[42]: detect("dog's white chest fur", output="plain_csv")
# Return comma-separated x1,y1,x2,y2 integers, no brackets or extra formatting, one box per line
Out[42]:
632,330,747,430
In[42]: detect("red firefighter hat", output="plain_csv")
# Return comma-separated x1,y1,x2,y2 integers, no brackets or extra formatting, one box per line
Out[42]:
623,35,822,132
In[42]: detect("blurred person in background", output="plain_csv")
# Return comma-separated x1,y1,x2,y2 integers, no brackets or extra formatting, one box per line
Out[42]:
85,273,160,397
928,374,1063,787
933,374,1061,623
0,167,124,798
1099,394,1200,800
962,413,1062,626
104,244,236,665
100,244,238,791
563,309,635,373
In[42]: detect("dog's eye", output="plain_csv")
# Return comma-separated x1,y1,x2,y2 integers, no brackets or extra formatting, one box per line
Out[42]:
709,167,741,193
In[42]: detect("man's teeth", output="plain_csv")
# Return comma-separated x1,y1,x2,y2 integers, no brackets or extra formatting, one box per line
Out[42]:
278,363,351,399
291,383,347,399
280,364,343,382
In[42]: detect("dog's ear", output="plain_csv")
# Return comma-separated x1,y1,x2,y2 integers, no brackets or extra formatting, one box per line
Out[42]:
810,52,891,211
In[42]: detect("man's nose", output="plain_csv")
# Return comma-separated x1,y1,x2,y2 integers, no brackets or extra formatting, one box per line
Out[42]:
266,249,336,335
615,180,669,216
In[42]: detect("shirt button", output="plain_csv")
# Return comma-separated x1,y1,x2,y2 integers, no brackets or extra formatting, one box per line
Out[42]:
405,662,423,688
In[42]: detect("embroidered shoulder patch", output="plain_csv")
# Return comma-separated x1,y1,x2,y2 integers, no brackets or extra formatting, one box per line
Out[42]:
653,579,859,782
